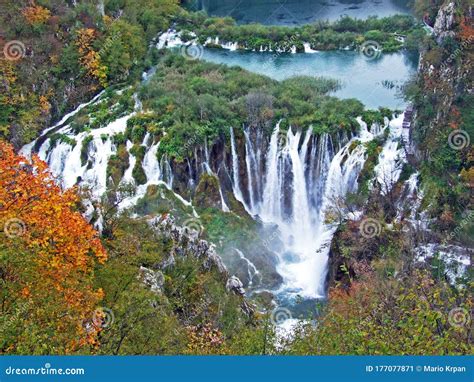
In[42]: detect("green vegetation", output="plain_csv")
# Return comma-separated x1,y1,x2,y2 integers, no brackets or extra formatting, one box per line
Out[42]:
0,0,180,147
138,52,390,161
283,269,472,355
402,1,473,245
176,13,425,53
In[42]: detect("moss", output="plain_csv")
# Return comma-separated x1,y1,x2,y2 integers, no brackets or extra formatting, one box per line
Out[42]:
134,184,195,219
358,139,385,196
193,174,222,210
80,135,94,167
49,133,76,147
106,144,130,186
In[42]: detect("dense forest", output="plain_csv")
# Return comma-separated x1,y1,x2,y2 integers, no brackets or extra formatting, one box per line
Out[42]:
0,0,472,355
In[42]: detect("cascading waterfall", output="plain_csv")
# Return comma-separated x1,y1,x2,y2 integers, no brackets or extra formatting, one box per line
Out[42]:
23,77,407,301
22,83,187,211
234,248,260,286
373,115,405,194
202,139,230,212
230,127,245,205
232,114,405,299
244,130,258,212
122,140,137,185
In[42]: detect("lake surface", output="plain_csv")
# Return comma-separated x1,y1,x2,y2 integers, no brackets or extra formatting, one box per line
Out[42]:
195,0,412,25
202,49,419,109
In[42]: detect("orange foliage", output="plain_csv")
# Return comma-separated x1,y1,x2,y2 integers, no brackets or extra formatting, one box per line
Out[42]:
75,28,108,87
0,140,107,353
22,4,51,26
39,95,51,114
459,17,474,43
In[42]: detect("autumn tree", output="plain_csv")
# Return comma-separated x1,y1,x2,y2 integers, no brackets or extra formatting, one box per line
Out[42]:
22,3,51,26
284,269,473,355
75,28,108,88
0,140,107,354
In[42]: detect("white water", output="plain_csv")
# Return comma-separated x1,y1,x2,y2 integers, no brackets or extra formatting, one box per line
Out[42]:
232,116,395,298
230,127,245,206
23,79,408,300
234,248,260,286
373,113,405,194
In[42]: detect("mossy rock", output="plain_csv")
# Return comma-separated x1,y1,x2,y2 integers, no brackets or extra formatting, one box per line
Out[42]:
135,184,195,221
106,145,130,186
194,174,222,210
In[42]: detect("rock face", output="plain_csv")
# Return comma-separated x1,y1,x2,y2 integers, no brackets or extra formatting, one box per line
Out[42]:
147,215,255,316
138,266,164,293
150,215,227,274
433,2,456,43
416,1,472,133
226,276,245,295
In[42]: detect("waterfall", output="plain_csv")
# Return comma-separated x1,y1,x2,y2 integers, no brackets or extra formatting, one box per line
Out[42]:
230,127,245,204
244,129,258,212
234,248,260,287
287,129,312,235
23,77,407,301
122,140,136,185
143,143,161,184
261,123,282,220
233,116,393,298
201,142,230,213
